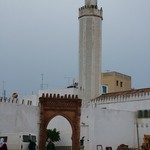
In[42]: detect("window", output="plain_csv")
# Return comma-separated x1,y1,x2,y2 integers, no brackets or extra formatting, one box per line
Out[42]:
116,80,119,86
23,135,30,142
138,110,150,118
144,110,149,118
101,85,108,94
149,110,150,118
23,135,36,143
31,136,36,143
138,110,143,118
120,81,123,87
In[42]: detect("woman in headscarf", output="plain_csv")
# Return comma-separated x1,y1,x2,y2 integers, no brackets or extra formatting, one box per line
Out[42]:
0,138,8,150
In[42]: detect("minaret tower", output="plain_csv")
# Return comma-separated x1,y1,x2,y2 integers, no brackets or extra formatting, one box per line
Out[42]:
78,0,103,105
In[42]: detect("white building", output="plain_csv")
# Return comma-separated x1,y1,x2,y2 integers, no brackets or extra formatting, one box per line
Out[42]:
1,88,150,149
83,88,150,149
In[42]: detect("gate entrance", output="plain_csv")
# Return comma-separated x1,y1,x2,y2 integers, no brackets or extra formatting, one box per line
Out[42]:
39,93,82,150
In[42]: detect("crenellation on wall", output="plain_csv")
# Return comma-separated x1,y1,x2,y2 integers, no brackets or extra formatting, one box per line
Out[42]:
0,97,35,106
79,5,98,10
41,93,78,99
79,5,103,19
91,88,150,105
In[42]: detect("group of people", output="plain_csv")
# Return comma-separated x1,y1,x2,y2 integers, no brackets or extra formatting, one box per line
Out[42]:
28,137,56,150
0,137,55,150
0,138,36,150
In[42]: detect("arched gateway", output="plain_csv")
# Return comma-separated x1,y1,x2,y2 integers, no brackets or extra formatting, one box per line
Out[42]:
39,93,82,150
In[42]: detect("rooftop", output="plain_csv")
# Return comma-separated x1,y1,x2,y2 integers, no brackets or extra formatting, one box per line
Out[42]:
94,87,150,100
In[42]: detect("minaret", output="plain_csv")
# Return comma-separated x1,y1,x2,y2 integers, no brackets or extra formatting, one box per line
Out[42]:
85,0,97,5
78,0,103,106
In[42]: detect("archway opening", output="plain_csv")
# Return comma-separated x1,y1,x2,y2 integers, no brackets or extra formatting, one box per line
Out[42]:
46,115,72,150
39,93,82,150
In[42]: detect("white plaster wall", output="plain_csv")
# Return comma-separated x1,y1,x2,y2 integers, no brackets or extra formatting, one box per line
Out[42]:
95,97,150,111
80,107,137,150
20,94,38,106
0,102,40,141
80,108,91,150
137,118,150,147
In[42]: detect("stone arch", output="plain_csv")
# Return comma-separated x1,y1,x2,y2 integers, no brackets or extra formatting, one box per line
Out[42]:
45,113,75,129
39,93,82,150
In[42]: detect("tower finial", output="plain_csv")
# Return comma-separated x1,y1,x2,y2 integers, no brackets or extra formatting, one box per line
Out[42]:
85,0,97,6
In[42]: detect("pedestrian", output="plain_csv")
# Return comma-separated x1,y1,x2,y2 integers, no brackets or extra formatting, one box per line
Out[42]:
80,136,85,146
28,139,36,150
47,139,55,150
0,138,8,150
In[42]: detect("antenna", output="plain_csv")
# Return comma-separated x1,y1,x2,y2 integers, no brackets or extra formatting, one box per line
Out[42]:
41,74,44,90
2,81,6,100
40,74,48,90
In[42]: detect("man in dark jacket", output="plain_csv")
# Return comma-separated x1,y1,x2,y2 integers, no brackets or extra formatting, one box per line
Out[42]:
47,140,55,150
28,139,36,150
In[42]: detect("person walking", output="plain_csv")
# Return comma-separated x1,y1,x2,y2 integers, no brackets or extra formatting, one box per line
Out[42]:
0,138,8,150
47,139,55,150
28,139,36,150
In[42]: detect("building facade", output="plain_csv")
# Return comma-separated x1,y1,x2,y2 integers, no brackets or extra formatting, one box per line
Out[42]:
101,71,131,93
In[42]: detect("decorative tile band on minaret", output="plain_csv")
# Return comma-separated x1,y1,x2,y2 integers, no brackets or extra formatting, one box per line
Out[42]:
78,0,103,106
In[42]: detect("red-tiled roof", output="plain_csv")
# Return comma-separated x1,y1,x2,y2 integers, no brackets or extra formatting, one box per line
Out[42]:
95,88,150,100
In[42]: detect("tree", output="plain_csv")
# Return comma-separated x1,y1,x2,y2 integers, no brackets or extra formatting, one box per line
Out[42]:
46,128,61,142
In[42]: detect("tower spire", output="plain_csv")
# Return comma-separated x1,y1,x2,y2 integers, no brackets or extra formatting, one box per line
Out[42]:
79,0,103,106
85,0,97,6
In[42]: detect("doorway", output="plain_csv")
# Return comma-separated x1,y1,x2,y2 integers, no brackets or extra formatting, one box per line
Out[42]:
38,93,82,150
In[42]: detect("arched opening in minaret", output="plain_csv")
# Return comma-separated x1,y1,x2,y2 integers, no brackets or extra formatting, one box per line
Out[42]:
46,115,72,149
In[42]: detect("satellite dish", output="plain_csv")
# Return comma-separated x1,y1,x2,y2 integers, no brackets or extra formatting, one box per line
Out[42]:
12,92,18,98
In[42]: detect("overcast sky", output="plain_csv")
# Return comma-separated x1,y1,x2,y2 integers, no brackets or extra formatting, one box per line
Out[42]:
0,0,150,96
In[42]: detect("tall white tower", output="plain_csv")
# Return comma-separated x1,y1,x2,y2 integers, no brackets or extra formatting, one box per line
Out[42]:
78,0,103,105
